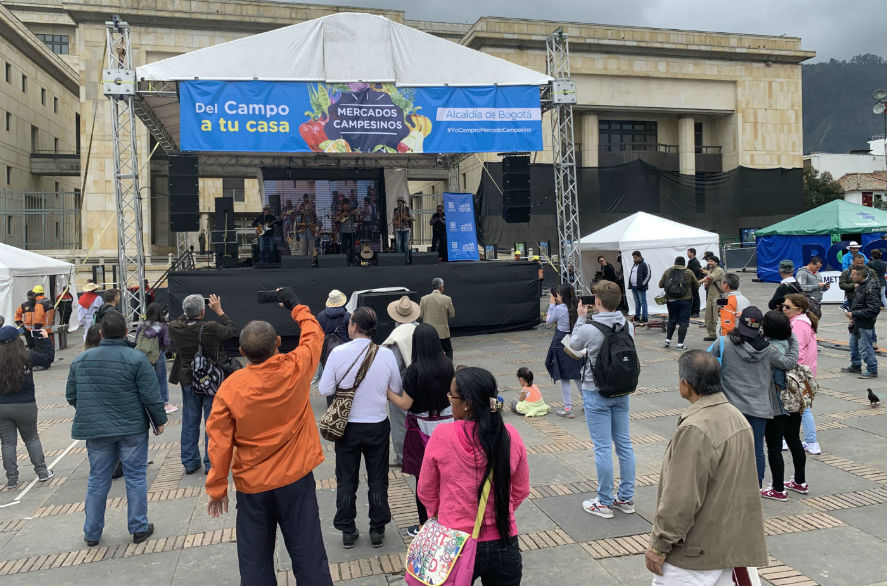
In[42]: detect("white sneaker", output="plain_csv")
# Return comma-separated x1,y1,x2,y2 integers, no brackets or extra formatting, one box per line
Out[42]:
782,439,788,451
164,403,178,414
582,498,614,518
663,339,671,348
676,343,685,350
803,441,822,455
612,499,635,514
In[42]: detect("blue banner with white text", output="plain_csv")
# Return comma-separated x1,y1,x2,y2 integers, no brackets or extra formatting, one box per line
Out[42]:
444,192,480,261
179,81,542,153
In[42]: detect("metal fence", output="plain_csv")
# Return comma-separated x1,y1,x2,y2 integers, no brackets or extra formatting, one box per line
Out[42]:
0,189,82,250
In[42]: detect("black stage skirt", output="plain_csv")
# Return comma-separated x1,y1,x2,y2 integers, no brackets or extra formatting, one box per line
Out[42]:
545,329,582,382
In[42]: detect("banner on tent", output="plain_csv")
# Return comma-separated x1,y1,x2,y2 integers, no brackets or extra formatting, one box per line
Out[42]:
179,81,542,154
444,192,479,261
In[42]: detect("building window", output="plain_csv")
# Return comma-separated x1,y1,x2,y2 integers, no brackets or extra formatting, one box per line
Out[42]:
55,181,60,193
53,97,58,113
4,112,10,132
6,166,11,185
54,137,59,153
31,125,38,152
694,122,703,154
222,177,244,202
21,74,27,93
7,216,11,234
4,62,10,83
599,120,658,151
41,88,46,105
35,34,69,55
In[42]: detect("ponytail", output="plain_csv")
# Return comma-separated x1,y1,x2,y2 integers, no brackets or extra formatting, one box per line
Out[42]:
806,310,819,333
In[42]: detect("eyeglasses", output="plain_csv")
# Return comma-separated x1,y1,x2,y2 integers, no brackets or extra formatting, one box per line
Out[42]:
446,393,464,402
781,304,796,311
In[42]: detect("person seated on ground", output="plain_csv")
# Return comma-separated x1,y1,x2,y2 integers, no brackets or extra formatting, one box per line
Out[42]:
205,287,332,586
510,367,550,417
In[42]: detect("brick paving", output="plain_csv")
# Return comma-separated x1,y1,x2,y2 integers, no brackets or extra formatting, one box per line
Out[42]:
0,280,884,585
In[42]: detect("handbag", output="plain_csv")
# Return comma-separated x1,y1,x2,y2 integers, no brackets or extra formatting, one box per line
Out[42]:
405,472,493,586
190,324,224,397
318,343,379,442
560,334,586,360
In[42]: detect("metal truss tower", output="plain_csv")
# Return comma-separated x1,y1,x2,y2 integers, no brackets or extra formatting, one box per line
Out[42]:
545,29,584,292
104,17,146,324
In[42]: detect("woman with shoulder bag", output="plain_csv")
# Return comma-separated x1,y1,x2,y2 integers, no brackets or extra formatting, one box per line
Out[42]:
386,323,454,537
417,367,530,586
782,294,821,455
318,307,402,550
135,303,176,414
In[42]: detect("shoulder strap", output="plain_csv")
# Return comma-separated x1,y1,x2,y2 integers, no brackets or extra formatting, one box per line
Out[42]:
351,343,379,389
471,470,494,539
195,323,206,356
335,345,367,387
590,320,617,336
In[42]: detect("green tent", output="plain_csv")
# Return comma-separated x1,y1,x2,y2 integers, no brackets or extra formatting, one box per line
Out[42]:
756,200,887,236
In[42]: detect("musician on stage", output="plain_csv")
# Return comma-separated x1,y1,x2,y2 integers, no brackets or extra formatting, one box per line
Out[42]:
336,199,358,265
296,195,318,256
252,205,279,264
430,204,448,262
392,197,414,263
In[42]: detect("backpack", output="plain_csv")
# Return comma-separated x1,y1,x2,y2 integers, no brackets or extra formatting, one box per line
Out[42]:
664,268,688,298
189,324,224,397
135,329,161,365
589,321,640,397
790,283,822,319
783,365,819,412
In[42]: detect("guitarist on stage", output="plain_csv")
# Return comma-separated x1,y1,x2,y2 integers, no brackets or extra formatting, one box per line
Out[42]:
336,199,358,266
296,195,319,256
252,205,279,264
392,197,414,263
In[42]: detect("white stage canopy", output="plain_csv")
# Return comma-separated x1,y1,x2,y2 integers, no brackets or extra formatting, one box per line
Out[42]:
579,212,720,315
0,242,79,332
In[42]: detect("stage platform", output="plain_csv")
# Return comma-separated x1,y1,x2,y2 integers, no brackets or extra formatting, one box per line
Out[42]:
168,261,541,341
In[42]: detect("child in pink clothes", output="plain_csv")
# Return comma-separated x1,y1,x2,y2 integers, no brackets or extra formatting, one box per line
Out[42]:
417,367,529,585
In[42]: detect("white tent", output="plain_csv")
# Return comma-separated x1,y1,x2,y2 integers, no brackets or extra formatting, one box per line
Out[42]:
579,213,719,315
0,242,79,332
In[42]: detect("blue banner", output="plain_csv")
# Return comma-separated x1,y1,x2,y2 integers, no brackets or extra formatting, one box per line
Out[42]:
444,192,479,261
179,81,542,154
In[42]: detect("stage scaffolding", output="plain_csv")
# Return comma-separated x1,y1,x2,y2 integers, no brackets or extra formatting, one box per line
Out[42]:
0,189,82,250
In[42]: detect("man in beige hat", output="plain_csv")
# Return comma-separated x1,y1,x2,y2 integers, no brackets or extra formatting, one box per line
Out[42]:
77,280,104,340
382,295,420,466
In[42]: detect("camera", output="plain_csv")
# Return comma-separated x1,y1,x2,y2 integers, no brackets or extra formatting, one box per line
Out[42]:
580,295,595,306
716,298,729,307
257,290,279,304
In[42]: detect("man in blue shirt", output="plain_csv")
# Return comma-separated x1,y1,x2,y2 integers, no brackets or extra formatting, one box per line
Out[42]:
842,241,867,270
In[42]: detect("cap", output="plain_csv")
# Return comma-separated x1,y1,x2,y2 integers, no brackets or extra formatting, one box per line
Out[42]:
387,295,421,324
325,289,347,308
0,326,22,344
396,196,406,202
778,259,794,272
736,306,764,338
32,285,44,294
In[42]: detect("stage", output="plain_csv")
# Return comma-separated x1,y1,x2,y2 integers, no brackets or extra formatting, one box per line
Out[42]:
167,260,541,342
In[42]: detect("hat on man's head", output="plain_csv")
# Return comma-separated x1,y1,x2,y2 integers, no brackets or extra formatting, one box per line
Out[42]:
847,241,860,249
0,326,22,345
396,196,406,202
81,282,98,292
32,285,44,294
778,259,794,272
387,295,420,324
736,306,764,338
325,290,347,308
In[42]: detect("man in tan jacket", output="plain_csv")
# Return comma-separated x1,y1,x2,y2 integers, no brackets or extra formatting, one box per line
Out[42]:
646,350,766,584
418,278,455,359
700,255,726,341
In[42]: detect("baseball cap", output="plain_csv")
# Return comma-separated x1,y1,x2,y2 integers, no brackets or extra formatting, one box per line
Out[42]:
736,307,764,338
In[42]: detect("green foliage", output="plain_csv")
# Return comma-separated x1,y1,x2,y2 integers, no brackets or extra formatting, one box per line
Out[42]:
803,166,845,210
804,54,887,153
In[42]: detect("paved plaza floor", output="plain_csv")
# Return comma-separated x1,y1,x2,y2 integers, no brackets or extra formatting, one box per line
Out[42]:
0,279,884,585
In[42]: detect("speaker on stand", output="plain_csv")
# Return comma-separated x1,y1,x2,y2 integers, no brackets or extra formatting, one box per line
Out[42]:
213,196,237,269
502,154,531,224
169,154,200,233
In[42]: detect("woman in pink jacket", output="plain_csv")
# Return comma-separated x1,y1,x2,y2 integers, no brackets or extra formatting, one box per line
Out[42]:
782,293,821,454
417,367,529,586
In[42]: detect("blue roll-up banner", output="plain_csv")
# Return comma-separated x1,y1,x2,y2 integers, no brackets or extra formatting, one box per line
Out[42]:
756,235,832,282
444,193,479,262
179,81,542,153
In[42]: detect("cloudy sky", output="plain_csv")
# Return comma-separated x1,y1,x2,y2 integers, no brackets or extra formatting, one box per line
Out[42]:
299,0,886,62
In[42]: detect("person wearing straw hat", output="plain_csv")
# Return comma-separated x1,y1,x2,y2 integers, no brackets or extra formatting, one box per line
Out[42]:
383,295,421,466
77,281,104,341
842,241,867,271
316,290,352,398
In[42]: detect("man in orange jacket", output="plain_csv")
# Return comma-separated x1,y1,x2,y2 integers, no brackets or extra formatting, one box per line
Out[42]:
205,287,332,586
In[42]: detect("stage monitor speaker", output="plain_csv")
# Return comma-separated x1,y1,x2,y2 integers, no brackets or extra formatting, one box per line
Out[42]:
502,154,530,207
317,254,347,267
502,206,531,223
280,256,314,270
412,252,438,265
377,252,408,266
214,255,238,269
169,153,199,233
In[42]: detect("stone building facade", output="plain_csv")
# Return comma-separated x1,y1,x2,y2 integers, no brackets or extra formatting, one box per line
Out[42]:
4,0,813,258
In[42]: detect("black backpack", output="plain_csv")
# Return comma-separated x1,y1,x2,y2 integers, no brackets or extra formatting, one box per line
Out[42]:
664,268,688,298
590,321,640,397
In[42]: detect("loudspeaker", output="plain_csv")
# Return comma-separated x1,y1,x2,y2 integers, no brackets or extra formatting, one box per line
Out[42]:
280,256,314,269
412,252,438,265
502,154,531,223
317,254,347,267
169,153,200,232
502,207,531,223
214,256,238,269
377,252,407,266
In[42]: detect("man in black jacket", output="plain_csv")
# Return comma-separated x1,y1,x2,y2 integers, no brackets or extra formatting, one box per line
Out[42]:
628,251,651,323
168,293,238,474
841,266,880,379
686,248,703,317
768,260,799,310
597,256,618,284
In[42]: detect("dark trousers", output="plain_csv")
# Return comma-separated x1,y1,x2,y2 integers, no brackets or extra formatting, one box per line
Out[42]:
690,285,701,316
764,413,806,491
665,299,691,343
473,536,522,586
334,420,391,533
236,472,332,586
259,232,275,264
341,232,355,265
432,230,448,261
440,337,453,360
414,466,428,525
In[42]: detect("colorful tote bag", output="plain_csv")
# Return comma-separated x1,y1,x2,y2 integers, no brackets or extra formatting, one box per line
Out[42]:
405,472,493,586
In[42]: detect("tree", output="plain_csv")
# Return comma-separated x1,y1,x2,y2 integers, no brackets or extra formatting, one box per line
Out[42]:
803,167,844,210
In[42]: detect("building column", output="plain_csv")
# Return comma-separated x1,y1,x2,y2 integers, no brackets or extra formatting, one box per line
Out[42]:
581,112,599,168
678,116,696,175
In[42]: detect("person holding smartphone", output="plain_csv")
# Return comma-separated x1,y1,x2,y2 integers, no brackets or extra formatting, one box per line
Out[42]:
545,284,583,418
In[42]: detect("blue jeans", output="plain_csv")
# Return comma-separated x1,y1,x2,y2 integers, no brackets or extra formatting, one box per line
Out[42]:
395,229,410,262
801,407,817,444
850,327,878,374
259,232,275,263
631,288,647,320
582,390,636,506
743,414,767,487
84,432,149,540
880,285,887,309
153,358,168,404
181,385,213,471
